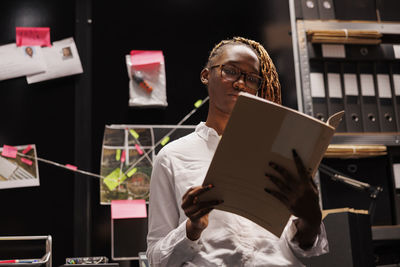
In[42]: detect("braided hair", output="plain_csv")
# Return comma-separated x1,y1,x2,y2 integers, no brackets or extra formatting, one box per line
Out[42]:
206,37,281,104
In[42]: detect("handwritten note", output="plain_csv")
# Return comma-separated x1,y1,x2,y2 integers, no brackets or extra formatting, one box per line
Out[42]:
1,145,18,158
16,27,51,47
130,50,164,66
111,199,147,219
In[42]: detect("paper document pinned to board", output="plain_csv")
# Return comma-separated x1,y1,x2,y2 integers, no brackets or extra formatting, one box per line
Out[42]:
0,43,47,81
26,37,83,83
201,92,344,237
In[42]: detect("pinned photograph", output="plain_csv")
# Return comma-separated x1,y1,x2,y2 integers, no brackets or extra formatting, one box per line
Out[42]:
25,46,34,57
62,46,73,59
0,144,40,189
0,43,47,81
26,37,83,83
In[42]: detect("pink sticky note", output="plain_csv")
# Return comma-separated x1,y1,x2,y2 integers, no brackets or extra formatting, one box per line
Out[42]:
65,164,78,171
121,150,126,163
16,27,51,47
135,144,143,155
111,199,147,219
130,50,164,66
21,158,33,166
22,145,32,154
1,145,18,158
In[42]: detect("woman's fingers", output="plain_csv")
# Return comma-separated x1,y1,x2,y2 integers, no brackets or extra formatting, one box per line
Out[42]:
184,199,223,216
269,161,295,182
264,188,290,206
181,184,214,209
265,172,292,194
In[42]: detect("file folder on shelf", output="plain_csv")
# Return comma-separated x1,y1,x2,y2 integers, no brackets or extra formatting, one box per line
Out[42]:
310,61,329,122
342,63,363,132
375,63,397,132
391,63,400,131
317,0,335,20
326,62,346,132
300,0,320,19
358,63,380,132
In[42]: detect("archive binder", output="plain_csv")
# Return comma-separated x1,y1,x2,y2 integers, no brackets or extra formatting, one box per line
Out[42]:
310,61,329,122
358,63,380,132
326,62,346,132
342,63,363,132
300,0,319,19
317,0,335,19
391,63,400,131
375,63,397,132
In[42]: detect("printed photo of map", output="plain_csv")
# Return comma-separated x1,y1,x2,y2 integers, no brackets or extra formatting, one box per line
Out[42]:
100,125,196,204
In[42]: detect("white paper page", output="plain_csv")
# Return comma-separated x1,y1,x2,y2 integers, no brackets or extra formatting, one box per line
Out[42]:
393,74,400,96
310,72,325,97
0,43,46,81
392,164,400,189
0,156,18,178
343,73,358,96
27,37,83,83
322,44,346,58
327,73,342,98
377,74,392,98
394,45,400,59
360,74,375,96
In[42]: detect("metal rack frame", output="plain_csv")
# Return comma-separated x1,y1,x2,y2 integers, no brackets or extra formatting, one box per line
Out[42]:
0,235,52,267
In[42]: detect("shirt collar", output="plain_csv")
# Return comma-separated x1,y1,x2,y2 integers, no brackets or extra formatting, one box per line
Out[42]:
195,122,221,141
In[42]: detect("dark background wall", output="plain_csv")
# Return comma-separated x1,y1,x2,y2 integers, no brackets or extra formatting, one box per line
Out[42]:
0,0,76,265
0,0,296,265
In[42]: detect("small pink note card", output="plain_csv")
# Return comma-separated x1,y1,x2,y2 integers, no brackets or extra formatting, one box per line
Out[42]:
111,199,147,219
16,27,51,47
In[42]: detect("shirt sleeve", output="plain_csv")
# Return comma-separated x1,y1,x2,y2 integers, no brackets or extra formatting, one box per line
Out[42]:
283,216,329,258
146,150,202,267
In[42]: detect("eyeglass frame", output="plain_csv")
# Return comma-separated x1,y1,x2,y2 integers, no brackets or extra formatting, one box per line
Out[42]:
209,64,264,92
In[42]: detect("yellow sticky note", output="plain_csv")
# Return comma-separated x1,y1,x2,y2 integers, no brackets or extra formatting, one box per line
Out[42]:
194,99,202,108
104,168,127,191
161,136,170,146
129,129,139,139
116,149,121,161
127,168,137,177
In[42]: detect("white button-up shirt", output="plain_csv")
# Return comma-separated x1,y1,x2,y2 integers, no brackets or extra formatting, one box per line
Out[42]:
147,122,328,267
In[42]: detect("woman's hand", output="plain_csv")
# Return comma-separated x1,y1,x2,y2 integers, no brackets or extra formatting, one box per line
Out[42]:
181,184,223,241
264,149,322,249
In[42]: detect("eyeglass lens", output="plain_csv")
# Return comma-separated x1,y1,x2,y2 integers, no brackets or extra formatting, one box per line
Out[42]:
220,65,261,90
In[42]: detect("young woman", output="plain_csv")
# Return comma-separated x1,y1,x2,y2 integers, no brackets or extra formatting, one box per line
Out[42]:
147,37,328,267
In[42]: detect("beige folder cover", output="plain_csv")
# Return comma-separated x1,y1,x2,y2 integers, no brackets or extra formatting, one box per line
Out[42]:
201,92,343,237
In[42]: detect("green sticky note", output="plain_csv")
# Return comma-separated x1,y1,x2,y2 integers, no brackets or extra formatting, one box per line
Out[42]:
127,167,137,177
129,129,139,139
194,99,202,108
104,168,127,191
115,149,121,161
161,136,170,146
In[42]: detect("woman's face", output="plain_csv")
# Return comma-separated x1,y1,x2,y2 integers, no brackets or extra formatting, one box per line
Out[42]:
202,44,260,116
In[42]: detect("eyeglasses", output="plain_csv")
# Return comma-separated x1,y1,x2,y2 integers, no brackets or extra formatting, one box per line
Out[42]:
210,64,263,91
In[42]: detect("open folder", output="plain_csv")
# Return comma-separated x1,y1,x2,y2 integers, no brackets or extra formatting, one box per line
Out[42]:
200,92,344,237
